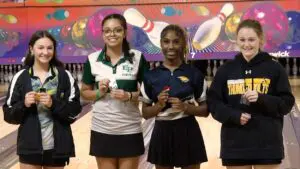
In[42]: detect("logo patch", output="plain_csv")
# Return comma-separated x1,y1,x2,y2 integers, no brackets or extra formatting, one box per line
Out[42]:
122,65,133,73
178,76,189,83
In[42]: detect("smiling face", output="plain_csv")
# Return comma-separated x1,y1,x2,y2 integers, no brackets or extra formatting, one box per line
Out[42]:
236,19,264,61
237,27,263,61
30,37,54,66
161,30,185,61
102,18,126,48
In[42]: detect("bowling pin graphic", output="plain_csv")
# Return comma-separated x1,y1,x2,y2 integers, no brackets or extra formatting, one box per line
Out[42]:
206,60,212,77
220,59,224,66
8,65,13,83
285,58,290,76
212,60,217,77
124,8,169,48
192,3,234,50
77,64,83,83
292,58,297,76
0,65,3,83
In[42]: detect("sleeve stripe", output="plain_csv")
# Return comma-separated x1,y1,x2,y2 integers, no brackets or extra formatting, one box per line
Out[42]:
7,69,26,108
140,83,152,104
197,79,207,103
65,70,76,102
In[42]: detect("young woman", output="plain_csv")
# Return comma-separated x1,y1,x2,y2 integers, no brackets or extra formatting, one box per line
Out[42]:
3,30,82,169
80,14,149,169
207,19,295,169
140,24,209,169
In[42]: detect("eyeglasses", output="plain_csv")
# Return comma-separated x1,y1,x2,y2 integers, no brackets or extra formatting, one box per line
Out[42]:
102,27,124,36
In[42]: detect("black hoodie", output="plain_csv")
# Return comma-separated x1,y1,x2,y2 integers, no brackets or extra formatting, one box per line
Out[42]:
207,52,295,160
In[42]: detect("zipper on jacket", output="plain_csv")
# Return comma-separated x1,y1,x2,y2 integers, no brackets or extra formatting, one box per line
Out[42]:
36,110,44,161
41,151,44,165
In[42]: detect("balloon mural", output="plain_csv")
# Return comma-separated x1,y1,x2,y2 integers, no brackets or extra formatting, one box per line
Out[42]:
0,2,299,62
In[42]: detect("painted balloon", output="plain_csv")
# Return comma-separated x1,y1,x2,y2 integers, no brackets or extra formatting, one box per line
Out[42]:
71,18,91,48
86,8,121,50
225,12,243,42
242,2,289,50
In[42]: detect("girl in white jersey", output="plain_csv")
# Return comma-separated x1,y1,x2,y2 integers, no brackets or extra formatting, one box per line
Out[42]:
81,13,149,169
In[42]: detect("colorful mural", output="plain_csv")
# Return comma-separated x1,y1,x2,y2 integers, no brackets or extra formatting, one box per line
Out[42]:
24,0,264,7
0,0,24,7
0,0,299,64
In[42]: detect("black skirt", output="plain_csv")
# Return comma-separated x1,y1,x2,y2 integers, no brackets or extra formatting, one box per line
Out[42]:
19,149,69,167
222,159,282,166
148,116,208,167
90,130,145,158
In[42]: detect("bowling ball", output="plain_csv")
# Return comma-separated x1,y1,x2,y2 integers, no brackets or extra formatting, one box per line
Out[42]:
86,8,121,50
225,12,243,42
71,18,91,48
242,2,289,51
60,25,73,43
285,11,300,44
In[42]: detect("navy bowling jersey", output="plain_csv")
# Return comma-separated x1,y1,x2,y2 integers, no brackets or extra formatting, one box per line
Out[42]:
140,63,207,120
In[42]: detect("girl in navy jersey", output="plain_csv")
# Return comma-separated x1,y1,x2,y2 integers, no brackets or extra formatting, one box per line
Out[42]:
141,24,209,169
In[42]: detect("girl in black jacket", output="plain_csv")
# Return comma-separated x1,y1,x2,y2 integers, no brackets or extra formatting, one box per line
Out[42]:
3,30,82,169
207,19,295,169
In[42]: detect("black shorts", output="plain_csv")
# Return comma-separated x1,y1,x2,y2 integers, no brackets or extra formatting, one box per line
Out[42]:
90,130,145,158
222,159,282,166
19,149,69,167
148,116,208,167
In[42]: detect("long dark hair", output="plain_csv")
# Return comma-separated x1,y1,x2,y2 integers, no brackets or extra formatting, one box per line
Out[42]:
160,24,188,62
101,13,133,63
24,30,64,67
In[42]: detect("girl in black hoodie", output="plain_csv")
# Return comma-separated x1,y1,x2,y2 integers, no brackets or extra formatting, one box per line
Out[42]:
207,19,295,169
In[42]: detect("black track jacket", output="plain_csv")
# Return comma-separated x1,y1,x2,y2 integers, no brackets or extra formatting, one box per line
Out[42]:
3,66,82,158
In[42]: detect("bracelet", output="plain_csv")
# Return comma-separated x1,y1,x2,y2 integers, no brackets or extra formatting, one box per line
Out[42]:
95,89,101,101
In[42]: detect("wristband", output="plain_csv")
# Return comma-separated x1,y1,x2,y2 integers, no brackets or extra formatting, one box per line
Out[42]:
95,89,101,101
